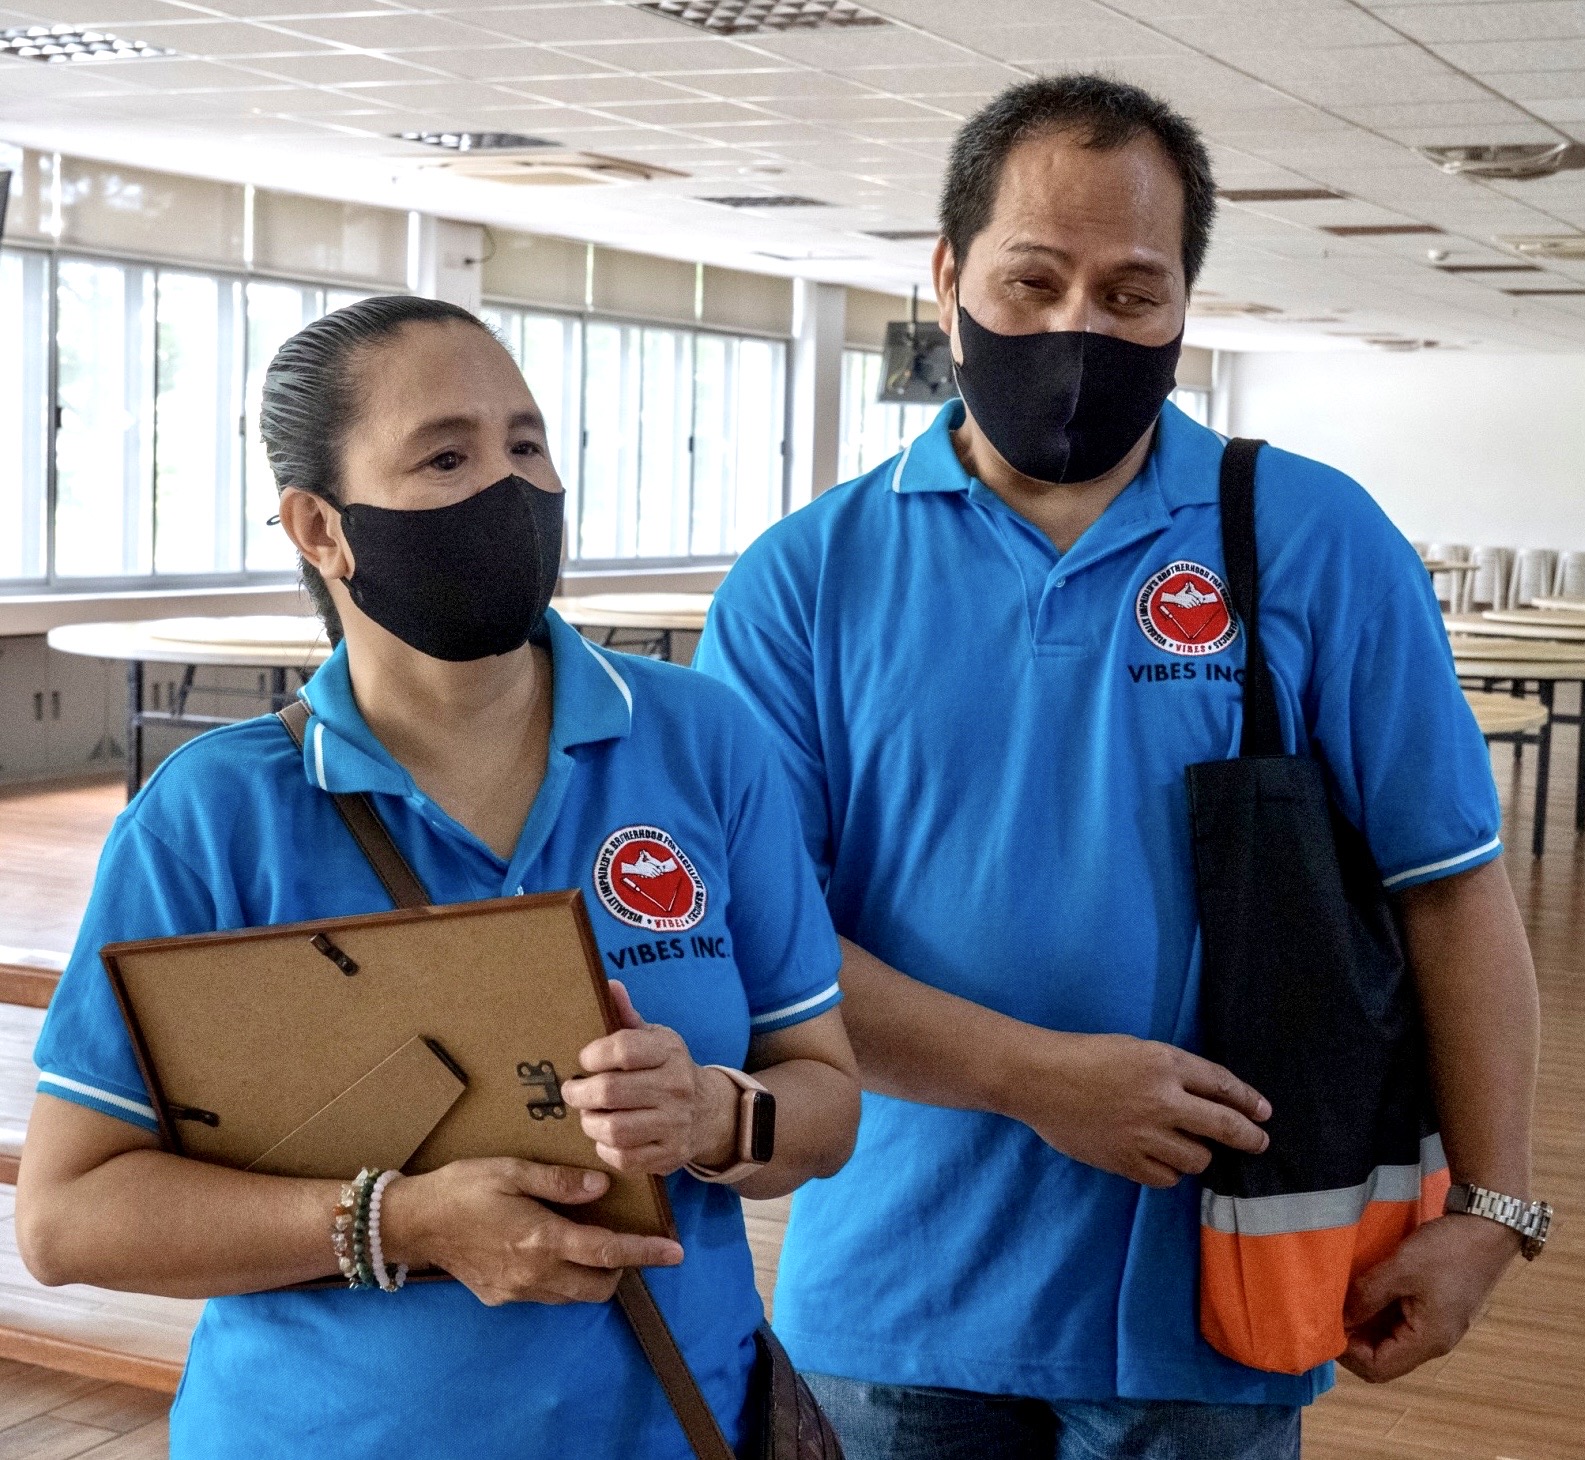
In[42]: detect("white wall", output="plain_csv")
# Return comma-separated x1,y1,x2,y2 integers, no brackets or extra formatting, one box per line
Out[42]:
1227,351,1585,551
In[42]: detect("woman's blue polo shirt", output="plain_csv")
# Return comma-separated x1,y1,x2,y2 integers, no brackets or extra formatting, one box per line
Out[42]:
693,401,1501,1408
33,608,842,1457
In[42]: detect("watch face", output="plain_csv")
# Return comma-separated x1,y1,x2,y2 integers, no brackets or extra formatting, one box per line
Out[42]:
748,1090,776,1165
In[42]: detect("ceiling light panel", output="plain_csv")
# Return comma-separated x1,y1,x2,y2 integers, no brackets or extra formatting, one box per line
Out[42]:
637,1,888,36
1,24,173,62
865,229,937,240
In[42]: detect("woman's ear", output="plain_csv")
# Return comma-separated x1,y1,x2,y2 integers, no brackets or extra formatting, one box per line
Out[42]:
278,488,353,581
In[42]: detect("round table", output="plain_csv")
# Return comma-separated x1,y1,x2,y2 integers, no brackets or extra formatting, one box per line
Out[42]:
1450,636,1585,855
551,594,713,662
48,617,331,798
1531,596,1585,613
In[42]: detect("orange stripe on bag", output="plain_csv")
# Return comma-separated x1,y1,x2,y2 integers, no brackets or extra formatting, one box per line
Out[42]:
1199,1163,1450,1375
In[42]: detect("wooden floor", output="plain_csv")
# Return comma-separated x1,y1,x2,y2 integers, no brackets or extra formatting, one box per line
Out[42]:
0,732,1581,1457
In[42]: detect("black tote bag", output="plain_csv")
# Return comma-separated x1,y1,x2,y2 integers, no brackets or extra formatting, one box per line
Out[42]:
1187,438,1447,1375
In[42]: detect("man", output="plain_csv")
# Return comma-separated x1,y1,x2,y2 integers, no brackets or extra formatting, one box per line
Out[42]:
694,74,1543,1459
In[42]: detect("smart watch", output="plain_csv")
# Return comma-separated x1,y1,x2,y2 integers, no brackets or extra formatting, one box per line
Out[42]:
1445,1182,1552,1260
685,1065,775,1185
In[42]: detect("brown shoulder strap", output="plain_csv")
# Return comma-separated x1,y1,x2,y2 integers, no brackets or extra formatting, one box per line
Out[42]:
616,1271,736,1460
274,699,735,1460
276,700,432,911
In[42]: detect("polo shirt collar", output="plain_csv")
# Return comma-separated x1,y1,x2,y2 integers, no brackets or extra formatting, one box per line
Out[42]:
292,607,633,797
887,396,1224,513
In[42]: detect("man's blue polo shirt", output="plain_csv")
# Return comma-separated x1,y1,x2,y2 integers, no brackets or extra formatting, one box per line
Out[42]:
693,400,1500,1407
34,608,841,1457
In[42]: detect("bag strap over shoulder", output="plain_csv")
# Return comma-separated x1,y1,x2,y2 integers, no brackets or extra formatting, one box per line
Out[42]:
274,697,735,1460
275,700,432,911
1217,439,1283,759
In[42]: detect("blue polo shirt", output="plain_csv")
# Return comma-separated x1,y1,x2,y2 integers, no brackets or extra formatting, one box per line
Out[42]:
693,400,1500,1407
33,608,842,1458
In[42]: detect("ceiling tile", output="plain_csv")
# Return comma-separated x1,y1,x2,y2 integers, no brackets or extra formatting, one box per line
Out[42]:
1430,36,1585,71
248,49,438,82
744,26,968,68
470,4,697,45
273,13,499,52
6,0,218,22
96,18,328,55
659,67,867,99
547,36,765,72
1373,2,1585,44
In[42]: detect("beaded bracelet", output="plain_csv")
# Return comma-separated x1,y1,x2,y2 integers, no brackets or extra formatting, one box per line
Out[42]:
367,1170,408,1293
332,1168,380,1289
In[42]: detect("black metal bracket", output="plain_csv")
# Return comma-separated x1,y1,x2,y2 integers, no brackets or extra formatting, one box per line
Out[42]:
310,933,359,976
516,1060,566,1120
169,1104,220,1127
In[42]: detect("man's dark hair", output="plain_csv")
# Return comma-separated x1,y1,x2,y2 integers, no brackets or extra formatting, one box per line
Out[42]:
260,293,495,644
940,73,1217,288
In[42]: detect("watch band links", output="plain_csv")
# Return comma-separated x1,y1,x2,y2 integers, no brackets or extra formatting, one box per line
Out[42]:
1445,1182,1552,1260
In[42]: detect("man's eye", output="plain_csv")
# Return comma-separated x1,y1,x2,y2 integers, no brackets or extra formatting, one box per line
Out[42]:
430,451,463,471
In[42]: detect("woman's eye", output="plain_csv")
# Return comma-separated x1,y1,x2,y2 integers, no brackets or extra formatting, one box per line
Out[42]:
512,440,543,458
430,450,464,471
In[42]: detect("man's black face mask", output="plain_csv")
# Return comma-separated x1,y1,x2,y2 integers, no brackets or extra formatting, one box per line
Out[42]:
952,299,1184,485
338,474,564,662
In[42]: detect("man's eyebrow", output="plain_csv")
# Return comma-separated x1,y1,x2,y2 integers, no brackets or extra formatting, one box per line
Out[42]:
1002,241,1175,279
403,407,545,444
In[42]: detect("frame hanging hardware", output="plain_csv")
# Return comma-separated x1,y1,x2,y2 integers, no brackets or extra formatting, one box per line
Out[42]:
516,1060,566,1120
310,933,359,976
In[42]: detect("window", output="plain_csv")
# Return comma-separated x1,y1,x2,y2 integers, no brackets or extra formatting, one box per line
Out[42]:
1169,386,1211,428
487,301,787,566
0,249,50,580
838,349,941,483
1,248,390,589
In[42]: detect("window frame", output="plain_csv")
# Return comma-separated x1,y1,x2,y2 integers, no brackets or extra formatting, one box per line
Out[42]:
483,295,793,573
0,240,388,596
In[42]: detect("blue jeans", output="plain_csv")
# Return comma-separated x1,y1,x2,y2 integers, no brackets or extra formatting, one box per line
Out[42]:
804,1374,1301,1460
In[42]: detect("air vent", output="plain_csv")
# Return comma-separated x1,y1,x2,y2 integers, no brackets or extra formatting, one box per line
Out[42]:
1435,263,1543,274
419,151,685,187
397,132,559,152
1,23,172,61
1323,224,1444,237
638,0,887,35
1502,287,1585,297
1500,234,1585,261
701,194,829,208
1420,143,1585,180
1187,300,1281,317
1367,338,1440,351
865,229,938,241
1217,188,1345,203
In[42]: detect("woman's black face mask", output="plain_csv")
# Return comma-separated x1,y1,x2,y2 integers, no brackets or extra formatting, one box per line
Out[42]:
338,474,564,662
952,299,1184,485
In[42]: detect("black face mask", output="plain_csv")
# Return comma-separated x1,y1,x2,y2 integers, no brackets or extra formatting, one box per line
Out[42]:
338,474,563,662
952,301,1184,485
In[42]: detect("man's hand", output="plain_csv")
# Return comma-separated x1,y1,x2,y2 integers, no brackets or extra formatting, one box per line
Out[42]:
562,981,739,1175
1340,1213,1519,1382
1004,1031,1271,1188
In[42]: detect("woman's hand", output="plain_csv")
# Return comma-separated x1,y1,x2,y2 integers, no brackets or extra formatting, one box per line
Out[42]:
379,1157,682,1307
561,981,739,1176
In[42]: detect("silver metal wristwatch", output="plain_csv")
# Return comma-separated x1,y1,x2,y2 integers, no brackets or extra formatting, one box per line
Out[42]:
1444,1183,1552,1260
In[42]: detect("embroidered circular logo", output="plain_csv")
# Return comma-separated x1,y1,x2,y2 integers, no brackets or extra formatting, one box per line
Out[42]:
1135,561,1239,657
594,826,707,932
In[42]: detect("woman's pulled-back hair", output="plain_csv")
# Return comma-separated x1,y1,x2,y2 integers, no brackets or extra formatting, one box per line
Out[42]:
259,293,496,644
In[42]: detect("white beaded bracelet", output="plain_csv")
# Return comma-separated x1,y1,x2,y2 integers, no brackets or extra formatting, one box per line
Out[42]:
367,1169,408,1294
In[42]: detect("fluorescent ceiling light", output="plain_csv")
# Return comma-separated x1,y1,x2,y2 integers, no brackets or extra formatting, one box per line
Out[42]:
1435,263,1543,274
1501,235,1585,261
0,23,173,62
1420,143,1585,181
864,229,938,241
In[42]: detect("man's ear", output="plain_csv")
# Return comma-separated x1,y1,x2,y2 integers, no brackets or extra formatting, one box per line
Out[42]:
932,237,963,365
277,488,353,581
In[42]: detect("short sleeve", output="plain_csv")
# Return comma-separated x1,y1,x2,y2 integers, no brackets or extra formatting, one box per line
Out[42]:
695,600,833,887
721,723,842,1037
33,815,220,1130
1307,565,1502,892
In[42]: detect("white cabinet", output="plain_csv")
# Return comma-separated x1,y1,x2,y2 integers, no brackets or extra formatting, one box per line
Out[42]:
0,636,124,784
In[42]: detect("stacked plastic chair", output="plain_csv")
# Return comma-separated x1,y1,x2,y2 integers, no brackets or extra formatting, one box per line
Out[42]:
1466,548,1514,614
1425,543,1471,611
1552,550,1585,603
1510,549,1559,608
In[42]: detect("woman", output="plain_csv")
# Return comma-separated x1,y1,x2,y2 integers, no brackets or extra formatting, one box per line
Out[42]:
16,295,860,1457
